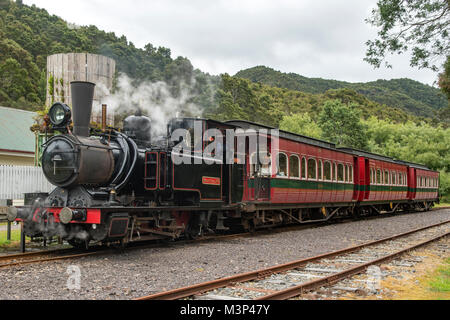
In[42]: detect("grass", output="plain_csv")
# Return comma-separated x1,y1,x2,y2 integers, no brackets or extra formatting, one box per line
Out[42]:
434,202,450,208
428,258,450,293
0,229,24,248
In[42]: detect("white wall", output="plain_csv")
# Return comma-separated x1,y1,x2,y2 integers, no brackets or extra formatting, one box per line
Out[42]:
0,165,54,200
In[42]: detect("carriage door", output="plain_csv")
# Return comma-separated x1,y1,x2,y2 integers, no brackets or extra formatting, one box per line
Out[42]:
230,162,244,203
255,176,270,201
364,158,370,200
226,135,244,204
254,151,271,201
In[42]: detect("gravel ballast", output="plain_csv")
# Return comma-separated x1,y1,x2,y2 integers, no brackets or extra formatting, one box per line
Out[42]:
0,209,449,300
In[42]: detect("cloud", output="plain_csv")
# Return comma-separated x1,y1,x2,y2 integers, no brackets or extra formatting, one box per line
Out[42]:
24,0,440,85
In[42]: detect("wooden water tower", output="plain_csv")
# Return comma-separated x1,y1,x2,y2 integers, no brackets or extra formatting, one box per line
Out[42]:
46,53,116,126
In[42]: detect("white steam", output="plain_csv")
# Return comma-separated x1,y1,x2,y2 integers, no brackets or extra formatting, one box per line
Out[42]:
101,73,204,136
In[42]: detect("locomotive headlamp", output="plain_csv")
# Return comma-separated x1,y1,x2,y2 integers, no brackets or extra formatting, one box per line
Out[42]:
49,102,71,127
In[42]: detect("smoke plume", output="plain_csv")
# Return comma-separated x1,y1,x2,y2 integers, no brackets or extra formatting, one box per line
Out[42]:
101,73,204,136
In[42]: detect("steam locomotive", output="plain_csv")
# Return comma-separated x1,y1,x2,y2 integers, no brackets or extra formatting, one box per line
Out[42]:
7,81,440,248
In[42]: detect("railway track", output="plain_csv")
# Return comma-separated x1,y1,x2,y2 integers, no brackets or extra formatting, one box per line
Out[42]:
0,207,447,270
135,219,449,300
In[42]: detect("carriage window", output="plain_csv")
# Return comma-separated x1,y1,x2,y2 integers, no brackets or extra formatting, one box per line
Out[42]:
392,172,396,185
370,169,373,184
308,158,317,180
324,161,332,181
337,163,344,182
377,169,381,184
277,153,288,177
349,165,353,182
384,170,389,184
289,155,300,178
301,157,307,179
318,160,323,180
398,173,402,185
250,152,272,177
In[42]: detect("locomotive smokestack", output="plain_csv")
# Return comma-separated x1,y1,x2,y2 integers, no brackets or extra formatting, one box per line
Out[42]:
71,81,95,136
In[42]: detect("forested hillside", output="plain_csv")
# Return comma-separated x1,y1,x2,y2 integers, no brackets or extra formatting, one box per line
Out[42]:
236,66,448,119
207,74,425,127
0,0,218,112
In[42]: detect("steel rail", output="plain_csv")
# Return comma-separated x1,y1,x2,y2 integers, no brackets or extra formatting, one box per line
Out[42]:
256,231,449,300
0,251,103,268
135,219,450,300
0,248,75,263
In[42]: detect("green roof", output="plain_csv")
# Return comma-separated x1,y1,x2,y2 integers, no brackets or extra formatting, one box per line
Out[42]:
0,106,36,153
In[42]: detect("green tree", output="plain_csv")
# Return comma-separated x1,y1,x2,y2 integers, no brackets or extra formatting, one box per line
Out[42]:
279,113,322,139
318,100,369,149
365,0,449,72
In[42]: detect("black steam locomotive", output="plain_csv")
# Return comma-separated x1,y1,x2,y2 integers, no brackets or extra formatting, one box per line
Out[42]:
8,81,244,248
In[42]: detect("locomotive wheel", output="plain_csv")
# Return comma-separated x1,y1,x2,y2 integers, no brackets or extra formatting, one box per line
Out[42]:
185,222,203,240
67,238,90,250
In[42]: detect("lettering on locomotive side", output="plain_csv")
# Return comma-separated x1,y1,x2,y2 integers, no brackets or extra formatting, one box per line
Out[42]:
202,176,221,186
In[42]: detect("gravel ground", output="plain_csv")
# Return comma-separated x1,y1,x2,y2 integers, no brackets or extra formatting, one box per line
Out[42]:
0,209,448,300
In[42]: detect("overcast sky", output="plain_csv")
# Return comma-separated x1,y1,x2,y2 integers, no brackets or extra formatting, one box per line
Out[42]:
24,0,442,86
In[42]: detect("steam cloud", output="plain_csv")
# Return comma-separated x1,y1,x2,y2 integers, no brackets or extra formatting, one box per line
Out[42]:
101,73,204,136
